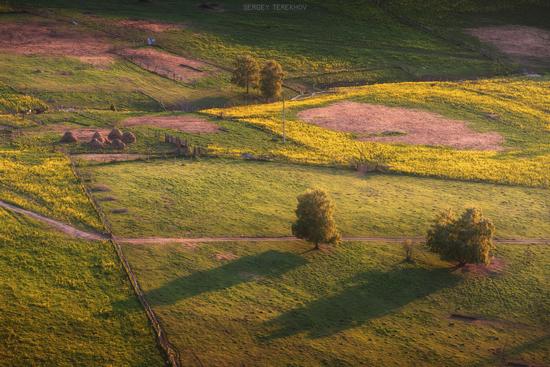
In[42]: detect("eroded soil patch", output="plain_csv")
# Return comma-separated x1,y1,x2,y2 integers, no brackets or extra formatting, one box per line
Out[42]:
460,257,506,276
0,18,116,65
466,26,550,67
115,19,183,33
298,101,503,150
117,48,215,82
121,115,219,133
73,154,148,163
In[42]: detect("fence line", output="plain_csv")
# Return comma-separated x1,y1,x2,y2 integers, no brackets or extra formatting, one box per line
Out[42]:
67,155,182,367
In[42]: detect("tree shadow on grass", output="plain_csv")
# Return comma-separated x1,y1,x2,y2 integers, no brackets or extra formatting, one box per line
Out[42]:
115,250,307,310
263,266,460,339
468,334,550,367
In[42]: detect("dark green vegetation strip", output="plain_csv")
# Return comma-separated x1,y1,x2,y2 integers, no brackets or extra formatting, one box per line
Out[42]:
121,240,550,366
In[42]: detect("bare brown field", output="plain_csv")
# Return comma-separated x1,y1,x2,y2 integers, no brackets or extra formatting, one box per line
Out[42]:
467,26,550,66
115,19,183,33
298,101,504,150
73,153,148,162
0,18,115,65
117,48,215,82
121,115,219,133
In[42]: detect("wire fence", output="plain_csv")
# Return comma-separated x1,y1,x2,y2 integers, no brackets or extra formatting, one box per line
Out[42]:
68,154,182,367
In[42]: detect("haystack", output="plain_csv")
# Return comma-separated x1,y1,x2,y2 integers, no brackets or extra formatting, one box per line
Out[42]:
108,128,123,141
110,138,126,150
60,131,77,143
121,131,136,144
89,138,104,149
91,131,105,143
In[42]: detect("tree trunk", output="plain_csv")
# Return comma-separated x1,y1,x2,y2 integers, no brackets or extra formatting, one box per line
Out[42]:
315,242,320,250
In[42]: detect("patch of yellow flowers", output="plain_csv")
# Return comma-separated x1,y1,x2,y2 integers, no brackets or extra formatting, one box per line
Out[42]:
0,150,102,230
204,77,550,187
0,83,48,114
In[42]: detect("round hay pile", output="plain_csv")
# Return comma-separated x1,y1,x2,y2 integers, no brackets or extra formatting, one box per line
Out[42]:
89,138,104,149
121,131,136,144
60,131,77,143
110,138,126,150
108,128,123,141
91,131,106,143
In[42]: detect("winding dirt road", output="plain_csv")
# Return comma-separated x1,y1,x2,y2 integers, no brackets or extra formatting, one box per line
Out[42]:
1,200,548,245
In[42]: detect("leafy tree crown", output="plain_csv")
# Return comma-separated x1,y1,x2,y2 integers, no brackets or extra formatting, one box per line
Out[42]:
291,188,341,247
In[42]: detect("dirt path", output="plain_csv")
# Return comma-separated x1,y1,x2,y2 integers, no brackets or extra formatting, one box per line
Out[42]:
72,153,149,163
0,200,108,241
115,236,426,245
1,200,548,245
115,236,549,245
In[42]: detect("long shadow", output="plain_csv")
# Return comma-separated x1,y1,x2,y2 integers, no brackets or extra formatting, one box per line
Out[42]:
263,266,460,339
468,334,550,367
114,250,306,310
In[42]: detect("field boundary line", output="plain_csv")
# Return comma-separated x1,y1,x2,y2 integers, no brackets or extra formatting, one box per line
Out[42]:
0,199,548,246
116,236,550,245
66,156,182,367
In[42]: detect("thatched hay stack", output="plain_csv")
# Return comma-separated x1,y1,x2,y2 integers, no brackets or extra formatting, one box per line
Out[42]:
60,131,77,143
121,131,136,144
89,138,104,150
110,138,126,150
108,128,123,141
91,131,106,143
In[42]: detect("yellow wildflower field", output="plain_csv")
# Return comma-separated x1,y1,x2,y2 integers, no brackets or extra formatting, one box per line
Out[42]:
0,149,101,230
204,78,550,187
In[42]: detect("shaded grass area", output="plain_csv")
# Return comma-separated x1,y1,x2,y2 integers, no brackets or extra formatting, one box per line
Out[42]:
0,51,238,111
121,240,550,366
83,159,550,238
16,0,506,84
0,208,163,366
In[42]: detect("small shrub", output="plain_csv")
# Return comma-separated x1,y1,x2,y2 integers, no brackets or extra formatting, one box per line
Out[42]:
403,239,414,263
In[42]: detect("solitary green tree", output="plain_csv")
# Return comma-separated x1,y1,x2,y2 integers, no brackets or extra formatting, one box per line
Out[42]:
427,208,495,266
260,60,284,100
231,55,260,94
291,188,341,250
